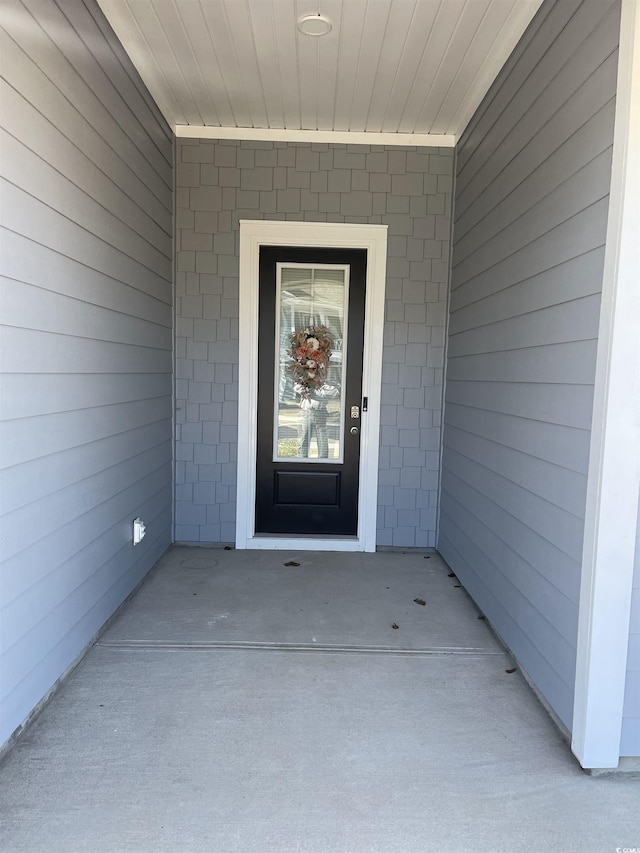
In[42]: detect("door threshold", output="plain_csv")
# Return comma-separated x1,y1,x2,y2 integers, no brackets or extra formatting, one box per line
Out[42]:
245,534,367,552
255,533,358,540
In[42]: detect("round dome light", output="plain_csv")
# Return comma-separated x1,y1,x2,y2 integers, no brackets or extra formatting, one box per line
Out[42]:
297,14,332,36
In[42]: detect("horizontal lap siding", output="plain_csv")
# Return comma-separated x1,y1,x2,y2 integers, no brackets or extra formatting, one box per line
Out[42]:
439,0,619,729
0,0,173,745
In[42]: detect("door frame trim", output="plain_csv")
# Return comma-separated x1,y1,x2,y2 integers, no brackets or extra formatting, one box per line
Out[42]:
236,220,388,552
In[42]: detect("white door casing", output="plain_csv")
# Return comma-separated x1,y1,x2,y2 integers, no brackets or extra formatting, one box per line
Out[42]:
236,220,388,552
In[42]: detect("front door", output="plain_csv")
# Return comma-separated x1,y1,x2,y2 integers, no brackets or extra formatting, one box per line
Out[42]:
255,246,367,535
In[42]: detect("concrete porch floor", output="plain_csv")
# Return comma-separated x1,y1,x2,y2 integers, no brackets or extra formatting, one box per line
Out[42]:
0,547,637,852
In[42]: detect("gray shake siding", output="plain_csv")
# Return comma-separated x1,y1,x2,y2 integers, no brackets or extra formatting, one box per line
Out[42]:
439,0,619,730
0,0,173,744
174,140,453,548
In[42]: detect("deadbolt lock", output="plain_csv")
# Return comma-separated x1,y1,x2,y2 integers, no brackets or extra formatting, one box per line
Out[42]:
350,406,360,419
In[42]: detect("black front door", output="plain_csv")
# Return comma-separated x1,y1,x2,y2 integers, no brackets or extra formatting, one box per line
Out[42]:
255,246,367,535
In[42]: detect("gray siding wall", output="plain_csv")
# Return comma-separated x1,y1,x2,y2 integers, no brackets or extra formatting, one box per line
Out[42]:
175,140,453,547
621,498,640,755
439,0,619,730
0,0,173,745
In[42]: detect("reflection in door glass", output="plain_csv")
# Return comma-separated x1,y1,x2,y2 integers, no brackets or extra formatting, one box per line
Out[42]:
274,265,348,463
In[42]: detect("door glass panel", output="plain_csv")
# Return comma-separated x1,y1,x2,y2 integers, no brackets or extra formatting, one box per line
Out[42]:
274,264,349,462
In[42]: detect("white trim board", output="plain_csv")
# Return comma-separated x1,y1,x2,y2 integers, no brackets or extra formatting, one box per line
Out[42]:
572,0,640,769
236,221,388,553
175,126,455,148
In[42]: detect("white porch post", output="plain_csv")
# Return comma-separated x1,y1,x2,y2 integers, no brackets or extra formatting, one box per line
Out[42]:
572,0,640,769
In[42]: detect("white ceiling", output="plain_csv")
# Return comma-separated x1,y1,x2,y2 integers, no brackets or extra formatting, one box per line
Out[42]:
99,0,544,145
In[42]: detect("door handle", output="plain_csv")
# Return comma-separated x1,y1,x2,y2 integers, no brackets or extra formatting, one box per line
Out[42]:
350,426,359,435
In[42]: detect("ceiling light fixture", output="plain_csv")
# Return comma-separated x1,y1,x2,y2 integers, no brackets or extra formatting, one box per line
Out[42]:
297,13,332,36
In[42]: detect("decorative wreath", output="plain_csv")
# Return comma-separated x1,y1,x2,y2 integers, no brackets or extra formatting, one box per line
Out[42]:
287,325,334,396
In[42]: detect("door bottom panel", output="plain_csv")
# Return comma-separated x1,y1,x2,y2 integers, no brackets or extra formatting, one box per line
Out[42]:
274,470,341,506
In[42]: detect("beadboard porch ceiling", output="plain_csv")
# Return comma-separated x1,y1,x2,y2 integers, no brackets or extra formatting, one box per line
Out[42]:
97,0,544,145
